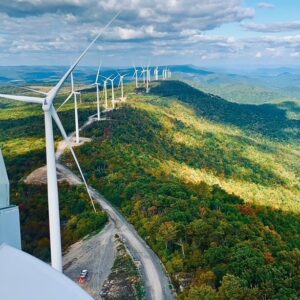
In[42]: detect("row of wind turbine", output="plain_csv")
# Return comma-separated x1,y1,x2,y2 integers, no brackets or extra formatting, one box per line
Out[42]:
0,11,122,273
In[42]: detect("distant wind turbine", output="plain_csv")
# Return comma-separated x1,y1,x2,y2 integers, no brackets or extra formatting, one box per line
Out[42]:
89,63,102,121
133,66,139,88
101,75,112,111
0,10,121,273
154,67,159,81
107,76,118,109
118,72,127,101
57,72,81,144
141,67,146,83
147,66,151,83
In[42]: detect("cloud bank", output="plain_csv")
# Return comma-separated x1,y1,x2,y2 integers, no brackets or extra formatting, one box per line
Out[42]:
0,1,299,66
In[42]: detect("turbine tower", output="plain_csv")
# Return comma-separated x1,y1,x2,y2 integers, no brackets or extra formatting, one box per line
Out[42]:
90,62,102,121
0,11,121,273
154,67,159,81
118,73,127,101
108,76,118,109
57,72,81,144
141,67,146,83
133,66,139,88
147,66,151,83
101,75,111,111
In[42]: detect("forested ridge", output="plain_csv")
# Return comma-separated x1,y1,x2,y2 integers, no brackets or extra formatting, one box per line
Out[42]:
1,80,300,299
151,81,300,141
61,81,300,299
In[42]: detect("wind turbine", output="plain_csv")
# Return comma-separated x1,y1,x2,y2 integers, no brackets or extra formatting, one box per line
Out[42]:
101,75,112,111
163,67,167,80
89,63,102,121
146,66,151,83
154,67,159,81
146,66,151,93
0,11,121,273
108,76,118,109
57,72,81,144
118,72,127,101
133,66,139,88
141,67,146,84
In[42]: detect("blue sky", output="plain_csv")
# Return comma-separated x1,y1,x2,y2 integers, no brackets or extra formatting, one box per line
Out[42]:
1,1,300,69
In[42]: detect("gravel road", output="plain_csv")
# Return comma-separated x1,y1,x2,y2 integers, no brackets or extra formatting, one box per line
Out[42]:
58,113,175,300
64,222,117,300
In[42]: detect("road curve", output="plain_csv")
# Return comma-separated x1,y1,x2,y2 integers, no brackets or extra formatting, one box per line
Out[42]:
57,114,175,300
89,187,174,300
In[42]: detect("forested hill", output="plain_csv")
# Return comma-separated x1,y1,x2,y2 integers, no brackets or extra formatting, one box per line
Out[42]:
63,80,300,299
151,80,300,141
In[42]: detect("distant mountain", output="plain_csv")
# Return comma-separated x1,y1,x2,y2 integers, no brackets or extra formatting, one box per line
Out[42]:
167,65,213,76
173,65,300,104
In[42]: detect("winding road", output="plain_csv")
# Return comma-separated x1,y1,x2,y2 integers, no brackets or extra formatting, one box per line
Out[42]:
58,114,174,300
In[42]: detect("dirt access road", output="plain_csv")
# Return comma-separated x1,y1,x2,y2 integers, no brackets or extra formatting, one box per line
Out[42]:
64,222,117,300
58,114,174,300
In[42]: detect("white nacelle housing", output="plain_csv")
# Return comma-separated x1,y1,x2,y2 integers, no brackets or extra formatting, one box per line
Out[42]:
0,149,21,249
0,206,21,249
0,149,9,208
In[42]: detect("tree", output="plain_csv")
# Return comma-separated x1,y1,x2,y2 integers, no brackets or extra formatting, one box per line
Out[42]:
158,221,178,249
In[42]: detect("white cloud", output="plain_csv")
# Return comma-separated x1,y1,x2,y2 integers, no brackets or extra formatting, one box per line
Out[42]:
257,2,274,9
290,52,300,57
0,0,300,67
242,21,300,33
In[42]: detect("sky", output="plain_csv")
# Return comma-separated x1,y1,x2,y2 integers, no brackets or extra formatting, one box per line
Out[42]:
1,0,300,69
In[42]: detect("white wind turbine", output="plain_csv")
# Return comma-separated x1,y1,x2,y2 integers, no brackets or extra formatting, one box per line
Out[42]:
57,72,81,144
118,72,127,101
147,66,151,83
107,76,118,109
140,68,149,93
133,66,139,88
163,67,167,80
141,67,146,84
146,66,151,93
154,67,159,81
90,62,102,121
0,11,121,273
101,75,112,111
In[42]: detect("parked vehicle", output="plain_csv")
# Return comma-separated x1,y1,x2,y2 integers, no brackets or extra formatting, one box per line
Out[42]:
79,269,88,283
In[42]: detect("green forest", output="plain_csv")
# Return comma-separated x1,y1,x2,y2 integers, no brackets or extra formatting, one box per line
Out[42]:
1,80,300,299
63,81,300,299
0,91,107,260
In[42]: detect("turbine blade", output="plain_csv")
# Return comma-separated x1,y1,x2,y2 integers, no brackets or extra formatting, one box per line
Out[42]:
21,87,48,96
46,10,122,106
57,93,73,112
0,93,44,104
71,73,75,93
50,106,97,213
95,63,102,83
